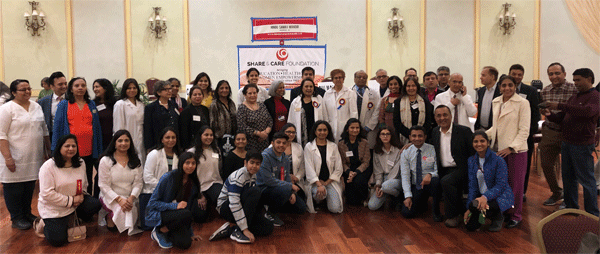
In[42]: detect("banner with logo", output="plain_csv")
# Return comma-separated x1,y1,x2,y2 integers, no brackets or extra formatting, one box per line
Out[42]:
237,45,326,90
251,17,318,41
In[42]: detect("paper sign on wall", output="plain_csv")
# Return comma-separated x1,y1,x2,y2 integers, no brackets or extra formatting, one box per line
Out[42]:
251,17,318,41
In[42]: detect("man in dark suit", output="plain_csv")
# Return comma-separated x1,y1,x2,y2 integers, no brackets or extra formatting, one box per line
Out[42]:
429,105,474,227
289,67,325,102
474,66,500,130
508,64,541,199
37,71,68,140
420,71,444,102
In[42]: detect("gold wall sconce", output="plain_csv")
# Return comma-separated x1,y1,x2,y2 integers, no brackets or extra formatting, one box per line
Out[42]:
499,2,516,35
149,7,167,39
387,7,404,38
24,1,46,36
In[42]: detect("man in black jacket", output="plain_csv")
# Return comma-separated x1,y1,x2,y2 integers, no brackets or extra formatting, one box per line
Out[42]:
289,67,325,102
429,105,474,227
474,66,500,130
508,64,541,199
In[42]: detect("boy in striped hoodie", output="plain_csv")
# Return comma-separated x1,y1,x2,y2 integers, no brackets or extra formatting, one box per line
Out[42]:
210,151,274,243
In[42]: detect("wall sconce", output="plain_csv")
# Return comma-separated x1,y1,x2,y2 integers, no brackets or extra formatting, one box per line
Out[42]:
498,2,516,35
23,1,46,36
387,8,404,38
148,7,167,39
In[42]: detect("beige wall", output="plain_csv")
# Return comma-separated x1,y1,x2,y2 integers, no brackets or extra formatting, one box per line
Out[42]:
188,0,366,99
370,0,421,78
130,0,185,85
0,0,598,98
479,0,535,87
2,0,69,90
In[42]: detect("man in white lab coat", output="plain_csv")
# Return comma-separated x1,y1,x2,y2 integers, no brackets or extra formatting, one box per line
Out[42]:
352,70,380,147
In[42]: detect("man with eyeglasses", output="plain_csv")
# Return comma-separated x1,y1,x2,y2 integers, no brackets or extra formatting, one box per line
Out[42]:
369,69,390,98
352,70,380,138
437,66,451,91
404,68,419,83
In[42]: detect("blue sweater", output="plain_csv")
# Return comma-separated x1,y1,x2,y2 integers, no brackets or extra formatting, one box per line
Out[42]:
51,100,103,158
466,148,514,212
145,170,199,227
256,147,292,192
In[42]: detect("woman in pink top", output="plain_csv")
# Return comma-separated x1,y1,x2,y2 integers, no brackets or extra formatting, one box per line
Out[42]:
37,134,101,247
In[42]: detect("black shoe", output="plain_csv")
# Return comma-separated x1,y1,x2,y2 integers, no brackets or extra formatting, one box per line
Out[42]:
432,213,443,222
522,195,527,202
12,219,32,230
107,225,119,232
488,214,504,232
505,219,521,229
25,214,38,223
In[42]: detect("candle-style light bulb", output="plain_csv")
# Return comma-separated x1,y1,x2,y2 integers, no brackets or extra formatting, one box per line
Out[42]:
39,12,45,17
32,10,38,16
24,12,30,17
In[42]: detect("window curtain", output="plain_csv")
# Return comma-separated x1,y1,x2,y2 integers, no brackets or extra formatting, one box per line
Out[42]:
564,0,600,54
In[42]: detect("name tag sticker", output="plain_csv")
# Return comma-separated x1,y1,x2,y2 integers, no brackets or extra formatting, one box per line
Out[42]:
96,104,106,111
193,115,201,121
519,93,527,99
345,151,354,157
387,160,395,166
411,104,419,109
212,153,219,158
295,107,301,112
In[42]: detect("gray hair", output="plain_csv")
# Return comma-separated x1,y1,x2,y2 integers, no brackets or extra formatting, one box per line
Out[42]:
437,66,450,73
268,80,285,97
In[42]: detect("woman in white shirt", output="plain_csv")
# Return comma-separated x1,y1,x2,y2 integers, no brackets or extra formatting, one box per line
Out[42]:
38,134,102,247
98,130,143,235
113,78,145,166
304,120,343,213
288,79,328,147
0,79,50,230
140,127,181,230
189,125,222,208
368,127,403,210
281,123,307,201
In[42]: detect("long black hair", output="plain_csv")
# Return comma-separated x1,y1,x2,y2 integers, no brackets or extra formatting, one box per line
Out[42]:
93,78,116,107
154,127,182,155
373,127,400,154
193,125,219,159
213,80,231,99
309,120,335,143
100,129,141,169
66,77,91,104
340,118,366,144
119,78,141,101
6,79,29,102
192,72,212,94
171,152,200,202
53,134,82,168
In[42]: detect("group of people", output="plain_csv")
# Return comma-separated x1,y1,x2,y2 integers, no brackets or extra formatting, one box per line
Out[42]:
0,62,598,249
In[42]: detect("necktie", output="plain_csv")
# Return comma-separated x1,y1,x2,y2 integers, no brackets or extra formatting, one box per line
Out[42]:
57,96,63,101
357,87,365,117
416,149,423,190
453,95,459,124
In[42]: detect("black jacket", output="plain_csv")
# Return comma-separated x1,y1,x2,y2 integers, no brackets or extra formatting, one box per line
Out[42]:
393,97,435,140
429,124,474,176
144,100,180,150
179,104,210,149
474,85,501,130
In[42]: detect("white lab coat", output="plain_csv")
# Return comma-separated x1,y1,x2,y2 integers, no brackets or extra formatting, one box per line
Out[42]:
98,157,143,235
0,101,48,183
288,95,328,145
323,86,358,141
304,140,344,213
237,85,269,104
368,81,390,99
142,148,178,194
352,85,381,131
113,99,145,165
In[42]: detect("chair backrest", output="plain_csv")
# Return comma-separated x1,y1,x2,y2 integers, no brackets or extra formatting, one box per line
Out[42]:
536,209,599,253
145,78,159,101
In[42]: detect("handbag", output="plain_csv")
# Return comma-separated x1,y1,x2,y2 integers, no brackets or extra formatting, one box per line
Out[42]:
67,212,87,242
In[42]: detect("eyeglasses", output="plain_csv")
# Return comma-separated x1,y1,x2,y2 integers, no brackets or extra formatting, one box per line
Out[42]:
376,75,388,79
355,76,368,80
17,88,32,92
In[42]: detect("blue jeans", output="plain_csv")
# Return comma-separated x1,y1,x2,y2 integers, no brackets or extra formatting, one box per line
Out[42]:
368,178,402,210
401,177,440,218
262,184,307,214
561,142,599,216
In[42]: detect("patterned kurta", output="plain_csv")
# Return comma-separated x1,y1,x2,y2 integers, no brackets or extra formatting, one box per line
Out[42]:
236,102,273,152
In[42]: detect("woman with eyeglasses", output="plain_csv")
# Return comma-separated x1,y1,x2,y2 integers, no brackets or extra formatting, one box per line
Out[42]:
144,81,180,152
0,79,50,230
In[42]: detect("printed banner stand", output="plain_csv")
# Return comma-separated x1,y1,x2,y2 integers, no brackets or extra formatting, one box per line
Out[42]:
237,45,326,90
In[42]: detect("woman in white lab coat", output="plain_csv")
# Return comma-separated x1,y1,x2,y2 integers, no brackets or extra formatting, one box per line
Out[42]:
288,78,328,147
304,120,343,213
98,130,143,235
322,69,358,141
113,78,145,165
